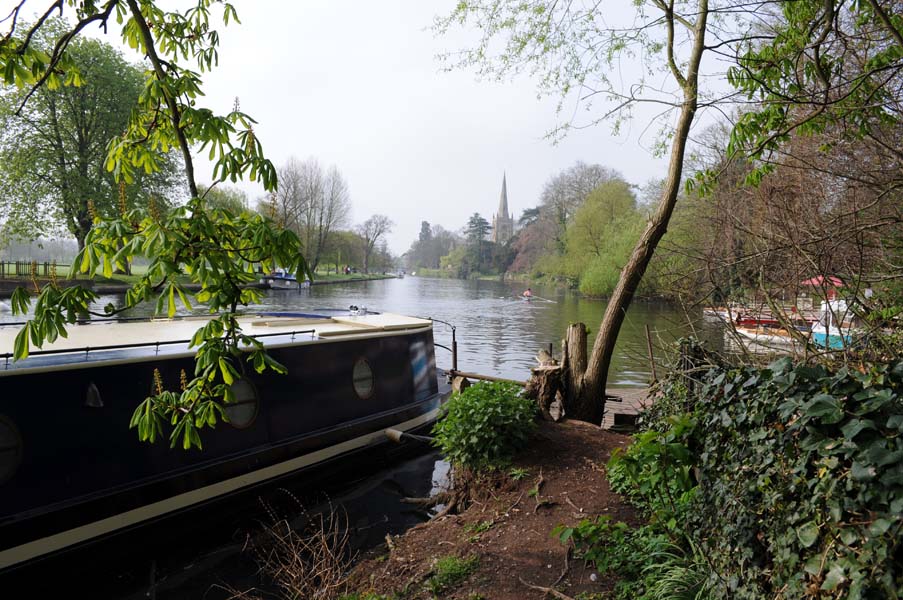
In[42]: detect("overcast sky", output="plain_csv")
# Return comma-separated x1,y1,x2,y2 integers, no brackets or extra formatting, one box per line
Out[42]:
11,1,677,254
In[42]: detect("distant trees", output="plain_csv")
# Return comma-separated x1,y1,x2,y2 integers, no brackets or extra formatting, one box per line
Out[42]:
0,33,182,248
260,157,351,271
405,221,459,270
539,162,621,253
198,185,249,214
357,214,394,273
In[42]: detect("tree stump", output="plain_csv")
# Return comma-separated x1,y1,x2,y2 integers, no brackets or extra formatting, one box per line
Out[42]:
525,365,564,421
451,375,471,394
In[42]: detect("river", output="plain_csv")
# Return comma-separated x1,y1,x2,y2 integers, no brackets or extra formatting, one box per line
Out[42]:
1,277,723,597
253,276,721,386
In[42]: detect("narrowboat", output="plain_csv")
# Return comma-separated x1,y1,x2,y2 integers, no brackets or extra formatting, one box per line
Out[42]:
0,309,448,571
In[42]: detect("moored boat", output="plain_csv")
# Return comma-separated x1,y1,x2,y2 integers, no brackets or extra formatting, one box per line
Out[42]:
0,309,448,571
261,269,310,289
811,299,854,349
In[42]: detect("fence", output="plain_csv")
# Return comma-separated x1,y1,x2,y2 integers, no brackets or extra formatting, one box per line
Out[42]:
0,261,68,279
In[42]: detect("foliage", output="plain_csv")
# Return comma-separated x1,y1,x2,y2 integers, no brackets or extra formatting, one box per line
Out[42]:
424,555,479,596
726,0,903,184
431,382,537,469
0,29,181,247
528,177,648,296
554,517,709,600
606,415,697,532
683,358,903,599
1,1,304,449
602,349,903,599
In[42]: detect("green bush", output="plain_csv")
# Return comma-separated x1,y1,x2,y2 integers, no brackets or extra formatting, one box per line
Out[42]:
432,381,537,469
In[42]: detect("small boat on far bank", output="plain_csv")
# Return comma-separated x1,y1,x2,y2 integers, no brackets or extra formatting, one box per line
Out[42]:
811,299,855,349
262,269,310,290
0,309,448,572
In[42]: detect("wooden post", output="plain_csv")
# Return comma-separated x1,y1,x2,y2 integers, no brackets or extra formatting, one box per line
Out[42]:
644,323,658,383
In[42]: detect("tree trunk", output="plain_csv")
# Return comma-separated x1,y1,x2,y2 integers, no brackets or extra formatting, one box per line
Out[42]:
578,0,708,423
561,323,599,421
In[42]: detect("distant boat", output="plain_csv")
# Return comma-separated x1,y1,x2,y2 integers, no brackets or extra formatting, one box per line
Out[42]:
261,270,310,290
811,299,854,349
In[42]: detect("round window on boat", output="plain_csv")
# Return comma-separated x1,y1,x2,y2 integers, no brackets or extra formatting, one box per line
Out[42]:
225,379,259,429
353,358,374,399
0,415,23,485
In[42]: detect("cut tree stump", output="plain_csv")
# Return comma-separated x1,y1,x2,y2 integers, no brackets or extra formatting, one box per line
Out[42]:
524,365,564,421
451,375,471,394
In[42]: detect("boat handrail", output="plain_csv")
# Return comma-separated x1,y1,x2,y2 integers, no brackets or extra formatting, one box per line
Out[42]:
1,328,317,363
419,316,458,372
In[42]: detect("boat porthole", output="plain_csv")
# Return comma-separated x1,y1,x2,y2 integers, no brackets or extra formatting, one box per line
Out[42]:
225,379,259,429
0,415,23,485
352,358,374,399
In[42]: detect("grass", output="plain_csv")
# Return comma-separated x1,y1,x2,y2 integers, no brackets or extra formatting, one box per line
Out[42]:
424,555,479,596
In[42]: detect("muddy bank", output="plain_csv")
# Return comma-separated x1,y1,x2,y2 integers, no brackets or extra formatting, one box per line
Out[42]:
345,420,637,599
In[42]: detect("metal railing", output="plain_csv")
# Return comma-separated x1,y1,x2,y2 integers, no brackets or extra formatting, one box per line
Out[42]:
1,328,317,369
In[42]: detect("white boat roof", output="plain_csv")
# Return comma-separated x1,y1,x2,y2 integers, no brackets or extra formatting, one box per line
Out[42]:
0,312,433,373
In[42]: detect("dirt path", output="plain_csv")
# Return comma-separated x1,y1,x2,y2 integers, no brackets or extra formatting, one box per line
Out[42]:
346,420,637,599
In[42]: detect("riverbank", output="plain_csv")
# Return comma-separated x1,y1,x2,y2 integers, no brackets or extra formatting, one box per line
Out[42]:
342,420,638,600
0,273,397,298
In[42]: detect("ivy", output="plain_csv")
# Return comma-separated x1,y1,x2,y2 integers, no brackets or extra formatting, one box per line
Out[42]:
646,356,903,599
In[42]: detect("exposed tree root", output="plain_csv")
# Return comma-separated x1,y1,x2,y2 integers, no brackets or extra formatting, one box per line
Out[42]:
518,577,577,600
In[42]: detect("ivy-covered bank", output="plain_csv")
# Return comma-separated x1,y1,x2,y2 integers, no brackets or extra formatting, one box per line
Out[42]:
571,351,903,599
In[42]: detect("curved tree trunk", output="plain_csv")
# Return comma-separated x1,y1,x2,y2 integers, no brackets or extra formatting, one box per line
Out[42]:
578,0,709,424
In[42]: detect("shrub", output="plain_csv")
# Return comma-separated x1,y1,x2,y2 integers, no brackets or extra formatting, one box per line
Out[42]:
432,381,537,469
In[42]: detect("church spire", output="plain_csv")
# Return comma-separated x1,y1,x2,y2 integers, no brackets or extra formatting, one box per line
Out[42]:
491,172,514,244
498,172,509,219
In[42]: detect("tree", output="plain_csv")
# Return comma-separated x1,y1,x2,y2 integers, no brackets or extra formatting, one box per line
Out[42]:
464,212,491,272
418,221,433,243
2,1,306,449
357,214,394,273
198,184,248,214
259,156,307,232
0,31,181,248
438,0,714,422
322,229,364,273
539,162,621,253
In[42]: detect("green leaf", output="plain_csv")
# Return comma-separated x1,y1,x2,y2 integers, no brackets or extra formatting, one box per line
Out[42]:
821,564,845,591
219,357,234,385
796,521,819,547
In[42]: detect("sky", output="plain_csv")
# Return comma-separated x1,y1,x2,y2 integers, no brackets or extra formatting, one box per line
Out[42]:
7,1,677,255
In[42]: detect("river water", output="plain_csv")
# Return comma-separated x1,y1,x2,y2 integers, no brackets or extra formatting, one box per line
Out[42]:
2,277,723,597
254,276,721,386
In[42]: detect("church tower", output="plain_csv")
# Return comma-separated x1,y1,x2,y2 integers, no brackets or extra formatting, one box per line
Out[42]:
491,173,514,243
